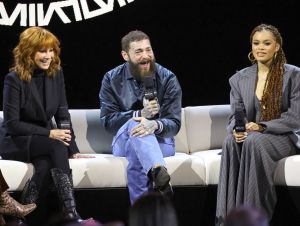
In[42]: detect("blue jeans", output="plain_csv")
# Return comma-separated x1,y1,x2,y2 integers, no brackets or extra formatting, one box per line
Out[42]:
112,119,175,204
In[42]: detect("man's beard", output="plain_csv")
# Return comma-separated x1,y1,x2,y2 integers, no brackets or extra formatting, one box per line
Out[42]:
128,59,156,81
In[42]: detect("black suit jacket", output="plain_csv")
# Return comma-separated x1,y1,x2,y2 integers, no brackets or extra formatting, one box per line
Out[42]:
0,69,79,161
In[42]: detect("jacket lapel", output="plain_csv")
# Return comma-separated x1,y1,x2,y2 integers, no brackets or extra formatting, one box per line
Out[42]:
245,64,290,118
282,65,290,93
281,65,293,110
243,64,257,121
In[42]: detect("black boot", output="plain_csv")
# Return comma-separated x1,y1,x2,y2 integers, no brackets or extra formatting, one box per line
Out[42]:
11,179,39,226
50,168,83,223
150,166,173,198
20,179,39,205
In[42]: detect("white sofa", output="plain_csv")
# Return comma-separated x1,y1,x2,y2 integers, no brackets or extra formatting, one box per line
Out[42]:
2,105,300,226
1,105,300,191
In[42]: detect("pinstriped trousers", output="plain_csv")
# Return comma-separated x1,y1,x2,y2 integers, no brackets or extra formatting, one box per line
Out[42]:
216,132,298,223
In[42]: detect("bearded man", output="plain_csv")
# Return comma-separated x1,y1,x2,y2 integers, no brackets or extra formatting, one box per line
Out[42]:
99,30,182,204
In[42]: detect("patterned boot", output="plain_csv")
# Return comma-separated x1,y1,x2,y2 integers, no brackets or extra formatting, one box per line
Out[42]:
0,191,36,218
50,168,84,223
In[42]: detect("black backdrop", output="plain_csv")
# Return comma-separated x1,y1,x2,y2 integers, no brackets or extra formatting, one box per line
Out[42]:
0,0,299,109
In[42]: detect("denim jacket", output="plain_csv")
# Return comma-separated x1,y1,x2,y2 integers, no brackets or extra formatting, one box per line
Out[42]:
99,62,182,138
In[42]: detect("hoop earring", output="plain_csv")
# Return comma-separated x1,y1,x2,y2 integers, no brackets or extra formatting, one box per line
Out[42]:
248,51,256,63
273,52,278,60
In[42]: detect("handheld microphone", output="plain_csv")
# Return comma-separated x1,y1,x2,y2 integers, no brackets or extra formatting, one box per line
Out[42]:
234,108,246,132
143,75,157,100
56,107,71,130
57,120,71,130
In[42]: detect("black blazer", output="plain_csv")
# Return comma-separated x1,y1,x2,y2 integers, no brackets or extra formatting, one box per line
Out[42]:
0,69,79,161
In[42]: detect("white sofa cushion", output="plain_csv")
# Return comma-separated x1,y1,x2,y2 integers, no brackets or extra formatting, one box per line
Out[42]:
192,150,300,186
70,154,128,188
274,155,300,186
69,109,113,154
1,152,208,190
70,153,207,188
184,105,230,153
166,153,206,186
192,150,222,185
174,109,189,154
0,160,34,191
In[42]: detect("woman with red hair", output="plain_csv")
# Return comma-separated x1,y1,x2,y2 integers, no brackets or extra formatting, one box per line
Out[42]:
0,27,91,225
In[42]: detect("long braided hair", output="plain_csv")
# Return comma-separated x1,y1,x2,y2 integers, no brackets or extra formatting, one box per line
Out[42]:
249,24,286,121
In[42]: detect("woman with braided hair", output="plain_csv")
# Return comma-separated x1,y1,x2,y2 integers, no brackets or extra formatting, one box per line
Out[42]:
216,24,300,225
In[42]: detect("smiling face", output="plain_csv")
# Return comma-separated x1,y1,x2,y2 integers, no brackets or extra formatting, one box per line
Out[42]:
33,47,54,70
251,30,280,66
121,39,155,80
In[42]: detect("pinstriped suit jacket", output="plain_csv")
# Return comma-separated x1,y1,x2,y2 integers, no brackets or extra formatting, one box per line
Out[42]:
227,63,300,148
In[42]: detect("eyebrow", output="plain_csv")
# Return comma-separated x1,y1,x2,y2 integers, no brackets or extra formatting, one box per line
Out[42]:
252,39,274,42
134,47,151,51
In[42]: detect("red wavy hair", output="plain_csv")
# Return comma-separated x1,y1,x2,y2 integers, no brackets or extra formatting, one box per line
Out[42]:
10,27,61,81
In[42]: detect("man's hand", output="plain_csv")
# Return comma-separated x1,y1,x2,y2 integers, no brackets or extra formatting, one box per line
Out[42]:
141,98,160,118
131,117,158,137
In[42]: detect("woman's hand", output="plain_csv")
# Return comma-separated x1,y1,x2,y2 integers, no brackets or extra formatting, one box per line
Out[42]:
49,129,71,146
246,122,264,132
70,153,96,159
233,130,248,143
234,122,265,143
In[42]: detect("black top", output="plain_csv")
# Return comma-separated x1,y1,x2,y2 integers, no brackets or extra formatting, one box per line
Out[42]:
32,69,46,109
